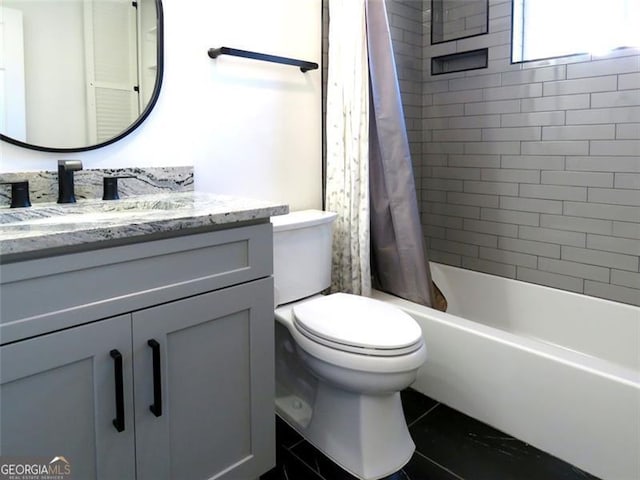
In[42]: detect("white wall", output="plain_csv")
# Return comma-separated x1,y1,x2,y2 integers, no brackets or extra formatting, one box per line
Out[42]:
0,0,323,211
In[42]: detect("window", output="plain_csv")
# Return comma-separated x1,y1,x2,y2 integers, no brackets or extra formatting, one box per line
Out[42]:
512,0,640,63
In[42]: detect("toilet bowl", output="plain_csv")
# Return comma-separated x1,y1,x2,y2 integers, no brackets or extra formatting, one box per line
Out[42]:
272,210,427,480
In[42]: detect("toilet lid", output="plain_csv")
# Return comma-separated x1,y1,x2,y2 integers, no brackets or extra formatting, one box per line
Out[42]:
292,293,423,354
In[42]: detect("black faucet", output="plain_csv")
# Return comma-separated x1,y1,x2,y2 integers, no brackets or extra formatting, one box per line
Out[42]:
57,160,83,203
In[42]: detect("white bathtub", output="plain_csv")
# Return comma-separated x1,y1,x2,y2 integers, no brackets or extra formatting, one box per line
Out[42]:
372,263,640,480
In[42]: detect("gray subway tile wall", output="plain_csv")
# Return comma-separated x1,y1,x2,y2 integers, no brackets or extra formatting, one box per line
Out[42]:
391,0,639,306
321,0,640,306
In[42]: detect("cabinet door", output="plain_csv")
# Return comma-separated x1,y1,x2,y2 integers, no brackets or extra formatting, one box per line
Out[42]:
132,278,275,480
0,315,135,479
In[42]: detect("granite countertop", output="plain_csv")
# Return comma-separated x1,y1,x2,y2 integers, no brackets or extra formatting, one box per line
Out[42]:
0,192,288,261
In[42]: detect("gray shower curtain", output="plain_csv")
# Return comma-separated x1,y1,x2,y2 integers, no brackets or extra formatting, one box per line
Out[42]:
366,0,435,307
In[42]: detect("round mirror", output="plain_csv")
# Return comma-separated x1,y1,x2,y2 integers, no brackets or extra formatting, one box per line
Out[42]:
0,0,163,152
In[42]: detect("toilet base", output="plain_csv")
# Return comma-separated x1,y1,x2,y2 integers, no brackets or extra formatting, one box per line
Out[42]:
277,382,414,480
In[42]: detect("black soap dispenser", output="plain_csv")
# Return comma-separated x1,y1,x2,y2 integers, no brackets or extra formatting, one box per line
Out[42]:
103,176,136,200
1,181,32,208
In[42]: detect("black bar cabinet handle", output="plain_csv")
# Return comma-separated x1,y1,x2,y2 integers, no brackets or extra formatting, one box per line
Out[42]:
147,339,162,417
110,349,125,432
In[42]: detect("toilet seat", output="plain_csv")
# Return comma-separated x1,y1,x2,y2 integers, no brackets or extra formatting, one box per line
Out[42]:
292,293,423,357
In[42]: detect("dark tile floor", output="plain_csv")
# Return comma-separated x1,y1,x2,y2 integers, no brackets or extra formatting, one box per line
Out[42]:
261,388,600,480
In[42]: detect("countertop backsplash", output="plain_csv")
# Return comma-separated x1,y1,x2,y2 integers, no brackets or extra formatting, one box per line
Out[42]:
0,166,194,205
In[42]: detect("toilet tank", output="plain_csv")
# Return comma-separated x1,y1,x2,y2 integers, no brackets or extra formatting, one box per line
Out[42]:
271,210,337,306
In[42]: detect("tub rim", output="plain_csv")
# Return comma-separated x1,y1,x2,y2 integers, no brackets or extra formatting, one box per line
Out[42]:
371,289,640,389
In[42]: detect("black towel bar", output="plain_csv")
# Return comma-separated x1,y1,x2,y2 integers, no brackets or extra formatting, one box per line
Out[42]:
208,47,318,73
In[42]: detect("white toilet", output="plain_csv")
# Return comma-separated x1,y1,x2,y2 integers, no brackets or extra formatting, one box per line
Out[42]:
272,210,427,480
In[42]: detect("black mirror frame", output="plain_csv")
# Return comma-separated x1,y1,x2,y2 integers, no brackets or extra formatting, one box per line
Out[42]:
430,0,489,46
0,0,164,153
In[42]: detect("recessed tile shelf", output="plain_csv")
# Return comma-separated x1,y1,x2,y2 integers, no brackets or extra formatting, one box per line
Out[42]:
431,48,488,75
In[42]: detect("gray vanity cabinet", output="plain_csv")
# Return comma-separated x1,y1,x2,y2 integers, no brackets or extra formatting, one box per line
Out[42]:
0,314,136,479
0,222,276,480
132,278,274,480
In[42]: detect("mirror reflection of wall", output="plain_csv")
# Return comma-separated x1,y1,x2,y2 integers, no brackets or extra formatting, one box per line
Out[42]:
1,6,27,141
3,0,88,147
138,0,157,110
0,0,159,151
432,0,488,44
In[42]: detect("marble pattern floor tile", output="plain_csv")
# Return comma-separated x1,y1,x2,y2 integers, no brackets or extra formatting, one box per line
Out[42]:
261,388,601,480
409,402,599,480
400,388,439,426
